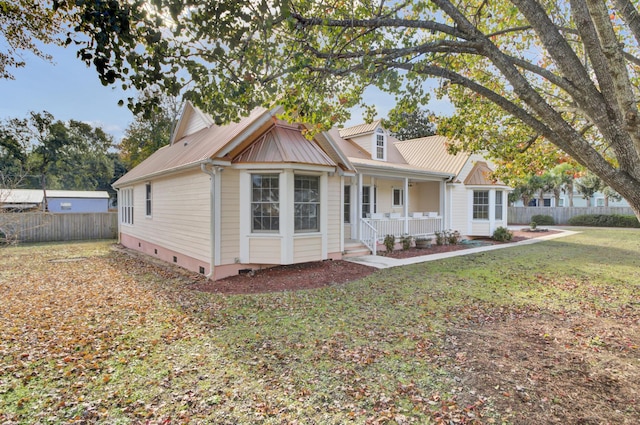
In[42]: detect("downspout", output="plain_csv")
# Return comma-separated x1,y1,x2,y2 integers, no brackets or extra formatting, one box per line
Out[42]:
200,160,223,279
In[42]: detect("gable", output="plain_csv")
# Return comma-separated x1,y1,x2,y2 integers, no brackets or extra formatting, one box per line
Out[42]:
463,161,505,185
170,101,214,144
232,122,337,167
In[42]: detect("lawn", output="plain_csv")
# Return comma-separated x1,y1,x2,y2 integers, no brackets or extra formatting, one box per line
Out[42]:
0,228,638,424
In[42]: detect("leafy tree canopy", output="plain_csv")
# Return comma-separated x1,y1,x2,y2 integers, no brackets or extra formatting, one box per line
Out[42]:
383,108,436,141
40,1,640,218
0,112,117,195
0,0,63,79
118,92,180,169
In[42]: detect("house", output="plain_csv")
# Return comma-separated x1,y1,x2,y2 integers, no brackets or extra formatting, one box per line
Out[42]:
0,189,110,213
112,103,510,280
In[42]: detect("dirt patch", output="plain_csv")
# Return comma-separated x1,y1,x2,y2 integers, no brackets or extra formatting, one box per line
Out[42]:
190,260,377,294
441,310,640,424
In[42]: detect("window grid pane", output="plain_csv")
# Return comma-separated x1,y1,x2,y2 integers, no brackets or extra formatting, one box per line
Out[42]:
473,190,489,220
251,174,280,232
495,191,503,220
294,176,320,233
344,185,351,223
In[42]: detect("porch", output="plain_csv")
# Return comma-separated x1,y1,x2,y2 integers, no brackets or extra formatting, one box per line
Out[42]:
358,213,443,255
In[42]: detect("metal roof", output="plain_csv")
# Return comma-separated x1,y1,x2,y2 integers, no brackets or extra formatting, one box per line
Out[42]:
233,122,336,167
113,107,273,187
394,135,470,176
0,189,109,203
338,120,381,138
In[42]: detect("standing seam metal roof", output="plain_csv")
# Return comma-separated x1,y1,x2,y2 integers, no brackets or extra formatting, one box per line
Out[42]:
233,123,336,166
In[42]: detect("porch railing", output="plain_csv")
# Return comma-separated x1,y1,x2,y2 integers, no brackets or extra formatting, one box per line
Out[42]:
364,216,443,241
360,218,378,256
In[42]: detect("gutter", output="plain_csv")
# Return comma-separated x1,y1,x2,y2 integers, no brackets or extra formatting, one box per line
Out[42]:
114,159,231,188
200,160,224,279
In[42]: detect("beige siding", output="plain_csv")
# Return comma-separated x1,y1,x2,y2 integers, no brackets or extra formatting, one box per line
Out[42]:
327,175,341,254
122,169,211,262
411,181,440,213
249,238,282,264
449,184,469,234
470,221,491,236
350,134,373,155
184,111,210,136
293,236,323,263
375,179,401,214
220,168,240,265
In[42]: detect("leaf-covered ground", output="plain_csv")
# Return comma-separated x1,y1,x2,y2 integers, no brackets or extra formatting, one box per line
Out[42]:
1,229,638,424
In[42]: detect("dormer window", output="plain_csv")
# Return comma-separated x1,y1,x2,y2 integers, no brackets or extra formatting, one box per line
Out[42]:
375,128,386,160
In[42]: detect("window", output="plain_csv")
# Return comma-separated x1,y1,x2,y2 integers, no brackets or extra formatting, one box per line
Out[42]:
495,190,503,220
60,202,72,211
362,186,376,218
120,188,134,225
473,190,489,220
251,174,280,232
294,175,320,232
344,185,351,223
145,183,152,216
392,188,404,207
375,128,385,160
596,197,605,207
558,198,565,207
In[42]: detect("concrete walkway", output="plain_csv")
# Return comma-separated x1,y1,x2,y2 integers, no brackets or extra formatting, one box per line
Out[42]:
345,228,579,269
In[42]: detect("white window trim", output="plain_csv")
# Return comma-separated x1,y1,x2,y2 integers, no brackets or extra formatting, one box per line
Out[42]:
145,182,152,217
374,128,386,161
392,187,404,207
120,187,134,226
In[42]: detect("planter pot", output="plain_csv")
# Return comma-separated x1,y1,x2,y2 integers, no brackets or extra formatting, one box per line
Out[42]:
415,239,432,249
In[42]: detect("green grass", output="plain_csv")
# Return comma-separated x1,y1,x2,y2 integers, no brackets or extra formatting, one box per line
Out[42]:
1,230,639,423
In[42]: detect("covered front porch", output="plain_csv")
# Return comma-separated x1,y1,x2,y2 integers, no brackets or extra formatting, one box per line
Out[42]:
343,168,452,255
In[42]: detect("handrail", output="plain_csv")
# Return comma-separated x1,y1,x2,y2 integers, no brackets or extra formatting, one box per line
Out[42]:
360,218,377,256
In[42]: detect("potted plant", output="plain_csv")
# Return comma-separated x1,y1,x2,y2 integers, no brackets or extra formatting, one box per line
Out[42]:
415,237,432,249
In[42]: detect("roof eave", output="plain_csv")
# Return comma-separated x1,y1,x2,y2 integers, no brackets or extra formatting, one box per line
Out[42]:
112,158,232,188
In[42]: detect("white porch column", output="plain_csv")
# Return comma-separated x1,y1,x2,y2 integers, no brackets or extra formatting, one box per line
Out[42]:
403,177,409,234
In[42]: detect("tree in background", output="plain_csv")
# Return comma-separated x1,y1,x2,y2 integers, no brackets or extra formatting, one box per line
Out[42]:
0,112,116,209
51,0,640,221
118,93,180,169
384,107,436,141
575,173,602,207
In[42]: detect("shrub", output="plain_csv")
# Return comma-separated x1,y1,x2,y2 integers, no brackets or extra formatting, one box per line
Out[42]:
400,234,412,251
568,214,640,228
435,230,460,245
447,230,461,245
383,234,396,253
492,226,513,242
531,214,555,225
530,221,537,230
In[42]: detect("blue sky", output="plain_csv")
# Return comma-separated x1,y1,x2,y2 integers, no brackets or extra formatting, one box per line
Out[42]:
0,44,453,143
0,44,135,142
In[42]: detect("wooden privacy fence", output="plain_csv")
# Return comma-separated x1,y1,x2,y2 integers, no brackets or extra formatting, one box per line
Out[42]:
0,212,117,243
508,206,636,225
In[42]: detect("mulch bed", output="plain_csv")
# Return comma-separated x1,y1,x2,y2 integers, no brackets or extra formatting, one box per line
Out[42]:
191,230,560,295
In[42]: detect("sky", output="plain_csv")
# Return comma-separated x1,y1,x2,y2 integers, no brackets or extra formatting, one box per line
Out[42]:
0,44,453,143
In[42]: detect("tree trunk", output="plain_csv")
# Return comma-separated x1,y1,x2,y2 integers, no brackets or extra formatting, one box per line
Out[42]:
40,174,48,212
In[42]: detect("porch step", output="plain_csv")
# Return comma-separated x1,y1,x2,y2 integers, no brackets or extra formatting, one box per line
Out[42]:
343,241,372,258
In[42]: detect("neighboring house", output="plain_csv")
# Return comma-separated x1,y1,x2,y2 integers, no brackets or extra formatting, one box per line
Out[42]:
513,191,630,207
0,189,110,213
112,103,510,280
